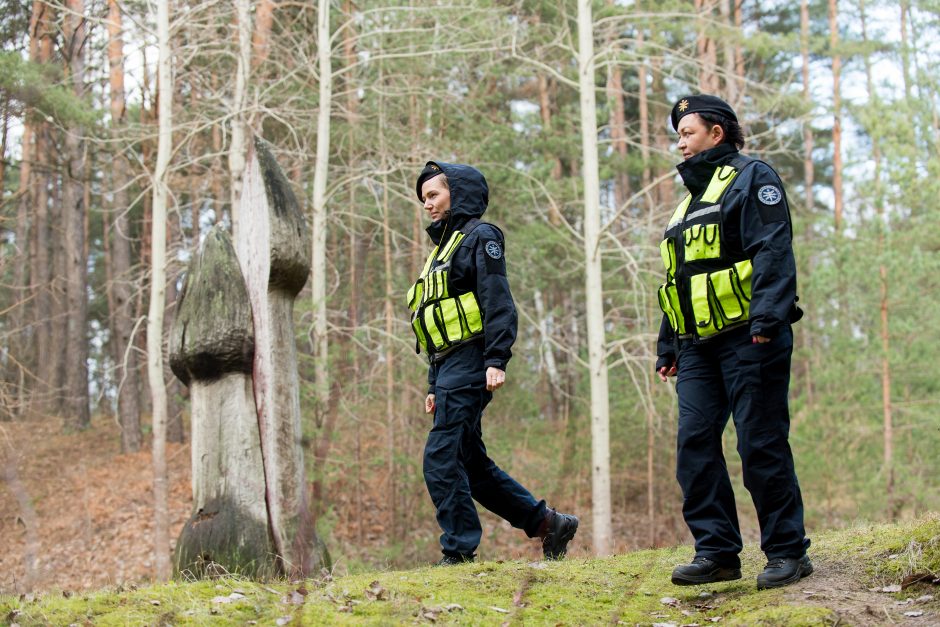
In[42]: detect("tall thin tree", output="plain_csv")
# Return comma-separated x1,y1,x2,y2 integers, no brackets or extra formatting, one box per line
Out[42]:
106,0,142,452
149,0,173,580
311,0,332,425
576,0,612,555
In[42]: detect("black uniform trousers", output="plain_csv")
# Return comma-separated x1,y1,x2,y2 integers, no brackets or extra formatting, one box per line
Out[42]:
675,325,809,568
423,342,546,558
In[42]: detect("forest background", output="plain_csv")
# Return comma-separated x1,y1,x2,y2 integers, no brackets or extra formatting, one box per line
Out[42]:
1,0,938,592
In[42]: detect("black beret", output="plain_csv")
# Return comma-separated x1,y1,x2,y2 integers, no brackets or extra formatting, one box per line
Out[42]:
416,161,445,201
671,94,738,131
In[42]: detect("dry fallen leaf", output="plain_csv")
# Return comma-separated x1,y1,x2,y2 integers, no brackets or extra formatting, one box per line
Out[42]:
902,573,934,588
903,611,924,617
882,585,903,593
364,581,387,601
660,597,680,606
489,606,509,613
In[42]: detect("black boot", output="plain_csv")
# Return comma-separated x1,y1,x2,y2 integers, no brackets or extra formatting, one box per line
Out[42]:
756,555,813,589
539,509,579,560
671,556,742,585
434,554,474,566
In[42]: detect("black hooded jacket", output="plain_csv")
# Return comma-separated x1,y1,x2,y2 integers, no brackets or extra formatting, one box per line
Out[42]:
656,144,800,369
421,162,518,388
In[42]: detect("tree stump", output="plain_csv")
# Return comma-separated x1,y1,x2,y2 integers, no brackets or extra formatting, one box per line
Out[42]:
235,137,327,576
169,226,275,578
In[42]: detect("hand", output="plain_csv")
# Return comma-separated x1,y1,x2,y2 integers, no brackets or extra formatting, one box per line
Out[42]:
657,363,677,382
425,394,436,414
752,335,771,344
486,367,506,391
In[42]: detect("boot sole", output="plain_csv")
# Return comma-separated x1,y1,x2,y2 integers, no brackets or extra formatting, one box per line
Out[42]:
543,518,579,560
756,562,814,590
671,569,742,586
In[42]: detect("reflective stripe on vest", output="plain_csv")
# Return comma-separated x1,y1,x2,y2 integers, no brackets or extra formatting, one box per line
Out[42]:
658,160,752,339
407,227,485,355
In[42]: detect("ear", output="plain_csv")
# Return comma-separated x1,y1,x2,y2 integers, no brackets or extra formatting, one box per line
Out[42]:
710,124,726,145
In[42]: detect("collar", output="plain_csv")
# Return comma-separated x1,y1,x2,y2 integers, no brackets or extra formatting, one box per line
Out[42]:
676,144,738,196
426,213,473,245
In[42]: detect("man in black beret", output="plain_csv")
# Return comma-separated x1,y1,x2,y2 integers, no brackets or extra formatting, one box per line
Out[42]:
408,160,579,565
655,95,812,589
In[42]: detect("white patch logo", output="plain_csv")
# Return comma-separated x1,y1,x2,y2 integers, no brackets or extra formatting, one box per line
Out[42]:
758,185,782,205
485,241,502,260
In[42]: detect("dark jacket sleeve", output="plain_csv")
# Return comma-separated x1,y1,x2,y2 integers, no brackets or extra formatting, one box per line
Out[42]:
427,362,437,394
739,164,798,338
655,314,676,371
467,224,517,370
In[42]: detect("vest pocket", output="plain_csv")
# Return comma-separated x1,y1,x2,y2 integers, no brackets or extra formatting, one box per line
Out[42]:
683,223,721,261
411,312,429,353
689,261,754,338
658,281,686,334
660,239,676,276
407,279,424,311
458,292,483,334
438,298,464,344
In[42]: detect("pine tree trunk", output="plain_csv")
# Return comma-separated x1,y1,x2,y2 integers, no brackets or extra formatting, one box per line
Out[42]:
829,0,843,232
107,0,142,451
31,2,56,417
11,106,32,418
800,0,815,215
577,0,612,556
860,0,896,518
695,0,718,93
251,0,275,69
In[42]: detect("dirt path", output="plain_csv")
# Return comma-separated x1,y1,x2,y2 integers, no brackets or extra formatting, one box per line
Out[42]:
0,418,191,594
784,558,939,626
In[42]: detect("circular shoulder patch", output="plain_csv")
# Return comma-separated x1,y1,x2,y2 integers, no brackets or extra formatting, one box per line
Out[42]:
758,185,782,205
484,240,503,260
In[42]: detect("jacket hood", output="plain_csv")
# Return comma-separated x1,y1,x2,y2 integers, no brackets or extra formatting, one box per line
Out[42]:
423,161,489,243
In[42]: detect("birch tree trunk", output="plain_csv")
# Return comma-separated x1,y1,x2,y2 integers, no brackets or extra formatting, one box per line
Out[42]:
311,0,332,425
107,0,142,452
576,0,611,556
149,0,173,581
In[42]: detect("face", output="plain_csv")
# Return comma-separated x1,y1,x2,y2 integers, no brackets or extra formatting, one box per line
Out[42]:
421,175,451,222
676,113,725,160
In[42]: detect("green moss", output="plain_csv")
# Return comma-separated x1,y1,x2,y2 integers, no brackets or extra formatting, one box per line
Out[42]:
3,515,938,626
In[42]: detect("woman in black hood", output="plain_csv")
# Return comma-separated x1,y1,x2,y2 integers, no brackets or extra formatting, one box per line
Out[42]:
407,161,579,565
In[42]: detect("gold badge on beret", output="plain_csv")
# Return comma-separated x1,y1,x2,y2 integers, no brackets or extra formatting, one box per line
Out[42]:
678,99,689,112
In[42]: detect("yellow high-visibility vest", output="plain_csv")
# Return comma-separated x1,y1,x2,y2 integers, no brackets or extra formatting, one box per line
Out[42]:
659,158,754,339
407,225,485,356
